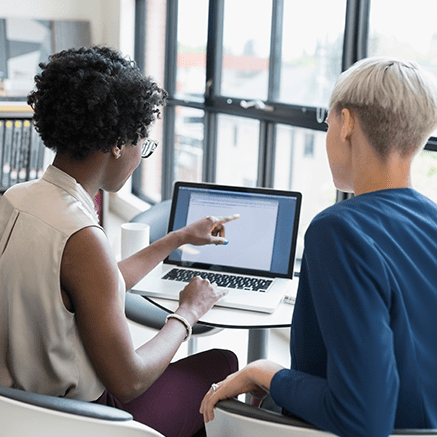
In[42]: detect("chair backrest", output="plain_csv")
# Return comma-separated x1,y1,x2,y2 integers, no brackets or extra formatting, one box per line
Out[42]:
205,399,336,437
391,433,437,436
131,199,171,243
205,399,437,437
0,386,164,437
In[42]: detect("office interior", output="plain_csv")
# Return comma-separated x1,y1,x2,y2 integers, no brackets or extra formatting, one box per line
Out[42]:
1,0,437,367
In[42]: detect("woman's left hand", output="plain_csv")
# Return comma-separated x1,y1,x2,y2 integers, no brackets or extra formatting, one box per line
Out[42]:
176,214,240,246
200,360,283,423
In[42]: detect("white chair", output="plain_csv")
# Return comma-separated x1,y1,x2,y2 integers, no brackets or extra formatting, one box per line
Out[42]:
127,200,222,355
205,398,437,437
0,385,164,436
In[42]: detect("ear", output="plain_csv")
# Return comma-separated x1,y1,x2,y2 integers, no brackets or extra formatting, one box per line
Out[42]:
340,108,355,142
111,145,123,159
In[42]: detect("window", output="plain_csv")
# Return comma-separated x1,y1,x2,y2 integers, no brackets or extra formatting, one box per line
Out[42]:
174,106,204,183
215,114,260,187
274,125,336,249
412,150,437,204
280,0,345,107
368,0,437,202
133,0,346,242
175,0,208,101
133,0,437,248
220,0,272,101
131,0,166,203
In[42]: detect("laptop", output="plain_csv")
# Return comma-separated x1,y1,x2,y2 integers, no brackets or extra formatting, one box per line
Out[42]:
131,181,302,313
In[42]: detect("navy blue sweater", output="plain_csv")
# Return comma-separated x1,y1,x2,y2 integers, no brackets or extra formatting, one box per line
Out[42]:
271,189,437,437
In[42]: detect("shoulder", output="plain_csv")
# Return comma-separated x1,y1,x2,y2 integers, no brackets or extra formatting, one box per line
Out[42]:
303,194,389,266
1,180,36,206
306,198,362,242
303,188,436,266
4,178,99,235
306,190,417,242
63,226,111,268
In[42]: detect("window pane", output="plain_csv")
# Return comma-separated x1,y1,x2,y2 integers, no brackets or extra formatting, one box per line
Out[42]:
176,0,208,99
369,0,437,137
280,0,346,107
274,125,336,257
145,0,166,85
174,106,204,183
133,0,167,202
216,114,259,186
136,117,164,203
412,150,437,204
221,0,272,100
369,0,437,68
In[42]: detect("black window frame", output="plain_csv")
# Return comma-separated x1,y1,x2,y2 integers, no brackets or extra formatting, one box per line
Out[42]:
132,0,437,204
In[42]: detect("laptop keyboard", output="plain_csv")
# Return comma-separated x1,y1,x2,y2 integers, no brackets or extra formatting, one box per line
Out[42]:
162,268,273,292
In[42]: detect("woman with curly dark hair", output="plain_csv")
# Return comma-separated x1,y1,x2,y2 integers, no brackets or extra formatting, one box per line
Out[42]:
0,46,238,437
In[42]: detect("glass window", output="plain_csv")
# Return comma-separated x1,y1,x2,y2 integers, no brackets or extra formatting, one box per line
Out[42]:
215,114,260,187
279,0,346,107
144,0,167,84
412,149,437,204
368,1,437,155
369,0,437,71
134,0,167,202
174,106,205,183
221,0,272,100
369,0,437,136
133,0,348,204
136,117,164,203
274,124,336,255
175,0,208,99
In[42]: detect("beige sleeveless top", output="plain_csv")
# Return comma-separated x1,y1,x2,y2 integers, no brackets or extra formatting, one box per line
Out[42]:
0,165,126,400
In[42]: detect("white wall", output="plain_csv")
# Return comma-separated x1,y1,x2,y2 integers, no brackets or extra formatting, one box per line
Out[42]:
0,0,135,55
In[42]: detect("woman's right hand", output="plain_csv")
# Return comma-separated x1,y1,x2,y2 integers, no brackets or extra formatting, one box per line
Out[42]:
175,214,240,247
177,276,228,322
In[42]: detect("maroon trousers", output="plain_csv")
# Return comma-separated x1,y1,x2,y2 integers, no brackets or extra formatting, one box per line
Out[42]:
96,349,238,437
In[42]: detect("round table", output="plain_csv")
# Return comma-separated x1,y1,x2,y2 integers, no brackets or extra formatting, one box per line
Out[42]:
131,293,295,363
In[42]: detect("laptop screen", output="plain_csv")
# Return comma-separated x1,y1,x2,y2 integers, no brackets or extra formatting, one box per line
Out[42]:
165,182,302,279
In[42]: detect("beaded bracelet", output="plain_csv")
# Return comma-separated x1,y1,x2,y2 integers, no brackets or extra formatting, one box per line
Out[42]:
165,314,192,342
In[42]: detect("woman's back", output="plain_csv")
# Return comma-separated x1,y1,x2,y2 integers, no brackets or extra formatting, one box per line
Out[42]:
0,166,108,399
289,187,437,431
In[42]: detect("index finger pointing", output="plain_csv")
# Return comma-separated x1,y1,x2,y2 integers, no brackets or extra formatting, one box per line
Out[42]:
213,213,240,224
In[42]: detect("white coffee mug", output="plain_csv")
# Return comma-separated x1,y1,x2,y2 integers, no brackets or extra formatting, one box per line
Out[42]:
121,222,150,260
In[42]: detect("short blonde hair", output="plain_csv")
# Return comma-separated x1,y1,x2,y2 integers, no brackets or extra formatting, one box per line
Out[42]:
329,57,437,158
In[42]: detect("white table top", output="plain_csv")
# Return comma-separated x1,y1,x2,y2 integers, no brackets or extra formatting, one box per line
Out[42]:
139,295,295,329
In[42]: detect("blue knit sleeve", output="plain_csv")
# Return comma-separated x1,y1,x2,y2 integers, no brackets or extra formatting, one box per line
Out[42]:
270,212,399,437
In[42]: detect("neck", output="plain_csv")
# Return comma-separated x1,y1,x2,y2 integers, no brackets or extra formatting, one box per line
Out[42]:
52,152,107,198
352,150,413,196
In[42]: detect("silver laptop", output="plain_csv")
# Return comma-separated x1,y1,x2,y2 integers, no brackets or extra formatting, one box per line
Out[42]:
131,182,302,313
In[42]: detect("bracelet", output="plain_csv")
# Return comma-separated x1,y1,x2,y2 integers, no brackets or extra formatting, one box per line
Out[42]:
165,314,192,342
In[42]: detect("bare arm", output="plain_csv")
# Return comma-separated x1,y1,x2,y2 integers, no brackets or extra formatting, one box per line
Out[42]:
200,360,285,423
61,226,226,403
118,213,240,291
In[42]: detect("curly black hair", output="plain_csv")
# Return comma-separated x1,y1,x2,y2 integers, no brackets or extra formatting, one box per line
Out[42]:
27,46,167,160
